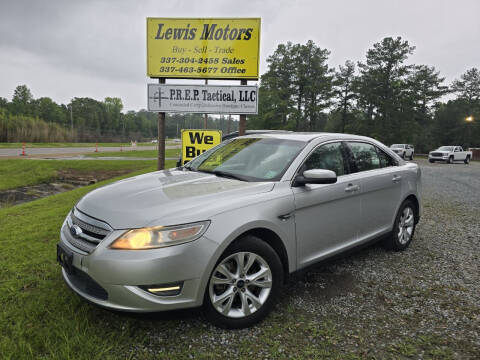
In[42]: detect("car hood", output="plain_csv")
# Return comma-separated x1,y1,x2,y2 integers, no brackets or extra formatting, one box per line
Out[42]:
76,169,275,229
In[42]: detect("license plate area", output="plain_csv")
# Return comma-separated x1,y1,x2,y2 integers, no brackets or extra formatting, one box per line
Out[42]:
57,243,74,274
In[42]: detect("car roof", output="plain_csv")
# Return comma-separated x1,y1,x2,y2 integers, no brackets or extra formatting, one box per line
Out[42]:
238,132,377,143
222,129,292,140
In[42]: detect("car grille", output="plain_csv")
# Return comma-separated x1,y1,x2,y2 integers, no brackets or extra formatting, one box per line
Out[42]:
431,152,444,157
65,267,108,300
63,208,113,254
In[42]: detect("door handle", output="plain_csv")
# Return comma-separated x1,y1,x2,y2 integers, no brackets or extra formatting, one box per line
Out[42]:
345,184,359,193
392,175,402,183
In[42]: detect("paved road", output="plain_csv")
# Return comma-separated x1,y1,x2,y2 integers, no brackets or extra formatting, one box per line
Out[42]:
0,145,180,158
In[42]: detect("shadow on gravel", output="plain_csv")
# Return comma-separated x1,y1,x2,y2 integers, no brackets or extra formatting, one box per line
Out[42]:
99,241,384,325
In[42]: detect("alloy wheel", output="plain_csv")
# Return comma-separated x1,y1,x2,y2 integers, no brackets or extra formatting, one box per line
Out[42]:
398,206,414,245
209,252,272,318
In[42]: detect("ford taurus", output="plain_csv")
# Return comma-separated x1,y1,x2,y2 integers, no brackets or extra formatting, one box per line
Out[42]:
57,133,421,328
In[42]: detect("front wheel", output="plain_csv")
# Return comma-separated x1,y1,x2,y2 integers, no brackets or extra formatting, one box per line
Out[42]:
448,156,454,164
204,236,283,328
410,153,414,160
429,159,434,163
464,156,470,164
384,200,417,251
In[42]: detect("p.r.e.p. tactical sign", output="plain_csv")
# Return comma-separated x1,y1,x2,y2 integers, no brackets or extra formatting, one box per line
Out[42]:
147,84,258,114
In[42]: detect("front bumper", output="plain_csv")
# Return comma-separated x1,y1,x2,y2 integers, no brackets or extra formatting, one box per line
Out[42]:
428,154,449,161
58,222,219,312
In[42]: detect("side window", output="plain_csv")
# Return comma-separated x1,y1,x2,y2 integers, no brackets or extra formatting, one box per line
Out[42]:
303,142,347,176
347,142,381,172
377,148,396,167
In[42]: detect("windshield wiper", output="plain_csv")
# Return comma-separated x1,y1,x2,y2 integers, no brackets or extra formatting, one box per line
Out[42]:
198,169,248,182
213,170,249,182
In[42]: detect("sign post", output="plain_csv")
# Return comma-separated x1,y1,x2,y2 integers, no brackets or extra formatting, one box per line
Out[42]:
239,79,247,135
157,78,166,170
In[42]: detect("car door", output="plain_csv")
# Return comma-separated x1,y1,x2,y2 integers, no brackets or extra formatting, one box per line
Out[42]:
454,146,463,160
292,141,362,268
345,141,403,241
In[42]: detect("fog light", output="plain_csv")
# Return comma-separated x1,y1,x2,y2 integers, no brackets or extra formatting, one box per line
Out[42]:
139,282,183,296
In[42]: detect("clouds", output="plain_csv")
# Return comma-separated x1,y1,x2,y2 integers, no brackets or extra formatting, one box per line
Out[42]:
0,0,479,111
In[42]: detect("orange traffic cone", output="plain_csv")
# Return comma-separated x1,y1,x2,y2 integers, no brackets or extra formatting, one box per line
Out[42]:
21,142,26,156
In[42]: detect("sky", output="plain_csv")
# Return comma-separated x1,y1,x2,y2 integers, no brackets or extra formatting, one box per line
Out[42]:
0,0,479,112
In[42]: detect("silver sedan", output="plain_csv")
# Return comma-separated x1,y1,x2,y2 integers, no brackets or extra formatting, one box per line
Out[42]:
57,133,421,328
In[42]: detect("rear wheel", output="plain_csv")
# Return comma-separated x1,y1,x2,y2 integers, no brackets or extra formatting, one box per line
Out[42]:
384,200,417,251
464,156,470,164
204,235,283,328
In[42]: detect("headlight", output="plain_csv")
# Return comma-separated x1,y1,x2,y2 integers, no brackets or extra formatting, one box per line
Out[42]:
109,221,210,250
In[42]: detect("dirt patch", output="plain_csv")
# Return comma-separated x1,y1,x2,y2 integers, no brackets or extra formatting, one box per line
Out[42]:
56,168,131,185
303,271,358,300
0,168,133,208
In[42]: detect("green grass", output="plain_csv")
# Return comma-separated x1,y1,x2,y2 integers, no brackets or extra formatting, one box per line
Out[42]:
0,159,158,191
86,148,181,159
0,142,177,149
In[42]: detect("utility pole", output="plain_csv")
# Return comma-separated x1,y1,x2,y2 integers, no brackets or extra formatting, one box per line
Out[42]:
203,79,208,129
239,79,247,135
157,78,166,170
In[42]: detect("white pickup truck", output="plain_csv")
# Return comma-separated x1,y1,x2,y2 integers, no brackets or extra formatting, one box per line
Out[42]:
428,146,472,164
390,144,414,160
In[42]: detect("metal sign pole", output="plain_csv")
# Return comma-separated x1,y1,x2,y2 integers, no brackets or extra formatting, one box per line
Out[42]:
239,79,247,135
158,78,166,170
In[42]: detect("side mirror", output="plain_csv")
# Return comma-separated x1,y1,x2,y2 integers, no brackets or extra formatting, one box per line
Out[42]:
293,169,337,187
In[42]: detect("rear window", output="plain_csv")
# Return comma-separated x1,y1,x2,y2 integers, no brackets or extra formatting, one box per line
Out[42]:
348,142,381,172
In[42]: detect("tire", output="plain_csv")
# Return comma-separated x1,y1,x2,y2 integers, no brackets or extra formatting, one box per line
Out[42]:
448,156,454,164
204,235,284,329
401,152,406,159
410,153,414,160
464,156,470,164
384,199,417,251
429,159,434,163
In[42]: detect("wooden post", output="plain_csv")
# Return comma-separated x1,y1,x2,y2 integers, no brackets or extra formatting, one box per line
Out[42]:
239,79,247,135
203,79,208,129
158,78,166,170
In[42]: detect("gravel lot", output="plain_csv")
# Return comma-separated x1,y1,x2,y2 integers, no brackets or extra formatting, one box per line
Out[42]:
127,159,480,359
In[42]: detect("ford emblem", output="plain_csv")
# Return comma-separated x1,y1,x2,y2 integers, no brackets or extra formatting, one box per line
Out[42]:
70,224,83,237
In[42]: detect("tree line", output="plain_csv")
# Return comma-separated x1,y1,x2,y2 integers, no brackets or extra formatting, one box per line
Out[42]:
250,37,480,152
1,36,479,151
0,87,238,143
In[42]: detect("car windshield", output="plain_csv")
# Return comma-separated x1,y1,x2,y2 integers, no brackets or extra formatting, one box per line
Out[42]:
437,146,454,151
391,144,404,149
186,137,306,182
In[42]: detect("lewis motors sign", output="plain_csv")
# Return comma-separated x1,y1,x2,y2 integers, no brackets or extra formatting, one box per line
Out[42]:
147,84,258,114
